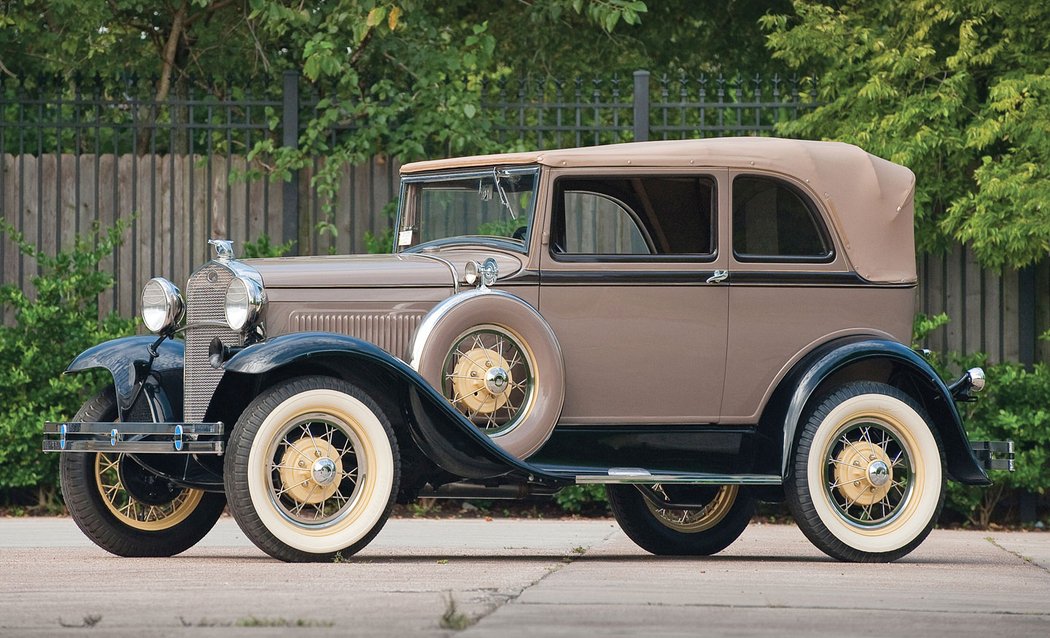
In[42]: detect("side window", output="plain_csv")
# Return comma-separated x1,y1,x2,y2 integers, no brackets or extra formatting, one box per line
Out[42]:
563,191,652,255
553,176,716,260
732,176,832,262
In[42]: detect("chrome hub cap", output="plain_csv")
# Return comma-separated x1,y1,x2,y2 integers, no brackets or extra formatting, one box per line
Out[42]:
867,460,890,487
311,457,338,486
485,367,510,394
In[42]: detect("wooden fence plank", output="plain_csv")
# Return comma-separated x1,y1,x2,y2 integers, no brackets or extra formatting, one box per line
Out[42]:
964,247,983,356
983,266,1002,362
1003,267,1020,361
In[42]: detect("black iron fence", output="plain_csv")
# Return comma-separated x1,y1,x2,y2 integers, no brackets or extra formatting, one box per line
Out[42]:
0,69,1045,363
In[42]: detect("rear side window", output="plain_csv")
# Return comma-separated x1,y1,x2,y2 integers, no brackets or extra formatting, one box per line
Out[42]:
732,176,832,262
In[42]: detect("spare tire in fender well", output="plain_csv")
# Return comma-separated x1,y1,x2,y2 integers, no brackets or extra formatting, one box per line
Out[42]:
408,288,566,459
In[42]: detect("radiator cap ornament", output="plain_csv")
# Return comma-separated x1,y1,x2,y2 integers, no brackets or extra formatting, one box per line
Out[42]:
208,239,234,261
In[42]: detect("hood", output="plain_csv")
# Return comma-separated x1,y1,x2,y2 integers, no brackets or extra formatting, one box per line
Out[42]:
244,251,523,289
245,254,453,288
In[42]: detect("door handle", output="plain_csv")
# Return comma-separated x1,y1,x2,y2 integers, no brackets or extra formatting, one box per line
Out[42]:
706,270,729,284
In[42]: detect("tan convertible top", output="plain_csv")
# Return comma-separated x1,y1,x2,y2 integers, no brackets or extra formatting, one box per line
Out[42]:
401,138,917,283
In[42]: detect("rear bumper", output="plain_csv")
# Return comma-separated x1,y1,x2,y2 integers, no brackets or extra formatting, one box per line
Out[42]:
43,421,225,454
971,440,1014,472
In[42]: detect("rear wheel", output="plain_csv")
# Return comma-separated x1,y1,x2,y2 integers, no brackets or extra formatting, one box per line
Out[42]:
787,382,945,562
224,376,400,562
607,484,754,555
60,388,226,557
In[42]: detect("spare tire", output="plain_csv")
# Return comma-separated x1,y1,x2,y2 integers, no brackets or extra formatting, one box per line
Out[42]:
409,289,565,458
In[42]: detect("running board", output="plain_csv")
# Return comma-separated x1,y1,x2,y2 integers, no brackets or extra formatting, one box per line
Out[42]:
43,421,225,454
574,468,781,485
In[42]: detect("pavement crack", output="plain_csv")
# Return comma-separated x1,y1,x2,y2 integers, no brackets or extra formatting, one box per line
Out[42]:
457,526,621,632
984,536,1050,575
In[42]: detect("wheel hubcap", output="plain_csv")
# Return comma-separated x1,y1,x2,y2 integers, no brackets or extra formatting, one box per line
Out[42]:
833,441,894,505
824,421,913,527
268,415,364,526
450,347,514,414
278,437,345,505
442,326,535,436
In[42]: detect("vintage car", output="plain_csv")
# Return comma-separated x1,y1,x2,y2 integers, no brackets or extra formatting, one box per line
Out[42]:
44,138,1012,563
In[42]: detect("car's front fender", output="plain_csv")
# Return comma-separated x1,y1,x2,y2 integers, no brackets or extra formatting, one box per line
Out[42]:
223,332,565,484
67,336,184,415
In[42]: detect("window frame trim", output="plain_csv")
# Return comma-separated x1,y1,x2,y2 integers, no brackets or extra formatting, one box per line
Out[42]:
549,173,719,264
731,173,836,264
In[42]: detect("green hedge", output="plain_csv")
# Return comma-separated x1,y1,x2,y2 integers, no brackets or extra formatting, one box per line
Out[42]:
0,222,135,509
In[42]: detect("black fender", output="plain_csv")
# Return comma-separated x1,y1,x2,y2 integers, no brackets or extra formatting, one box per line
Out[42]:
223,332,566,485
762,337,990,486
67,336,184,418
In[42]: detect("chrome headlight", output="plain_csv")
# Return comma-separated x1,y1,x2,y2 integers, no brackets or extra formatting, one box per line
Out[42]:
224,276,264,331
141,278,184,334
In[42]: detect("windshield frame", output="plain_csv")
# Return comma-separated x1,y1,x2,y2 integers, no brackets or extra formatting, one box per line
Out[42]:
396,165,542,255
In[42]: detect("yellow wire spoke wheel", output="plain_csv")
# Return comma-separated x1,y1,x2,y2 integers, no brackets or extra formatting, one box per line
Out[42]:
94,452,204,532
645,485,739,533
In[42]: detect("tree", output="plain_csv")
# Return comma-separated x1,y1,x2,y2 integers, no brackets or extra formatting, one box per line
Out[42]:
761,1,1050,268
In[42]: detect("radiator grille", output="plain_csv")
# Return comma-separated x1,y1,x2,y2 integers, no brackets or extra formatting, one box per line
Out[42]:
184,264,241,422
290,312,422,359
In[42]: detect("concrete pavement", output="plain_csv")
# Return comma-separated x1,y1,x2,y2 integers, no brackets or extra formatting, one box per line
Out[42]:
0,517,1047,636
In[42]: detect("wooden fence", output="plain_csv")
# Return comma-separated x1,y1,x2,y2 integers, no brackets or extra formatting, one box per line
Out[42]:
1,151,1046,365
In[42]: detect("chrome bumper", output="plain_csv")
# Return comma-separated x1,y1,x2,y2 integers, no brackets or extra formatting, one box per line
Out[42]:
971,440,1014,472
43,422,225,454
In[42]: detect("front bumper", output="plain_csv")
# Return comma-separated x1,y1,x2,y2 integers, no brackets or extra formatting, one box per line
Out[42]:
43,421,225,454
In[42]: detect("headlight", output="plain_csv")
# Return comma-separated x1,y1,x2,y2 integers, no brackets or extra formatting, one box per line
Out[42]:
141,278,184,334
224,276,264,331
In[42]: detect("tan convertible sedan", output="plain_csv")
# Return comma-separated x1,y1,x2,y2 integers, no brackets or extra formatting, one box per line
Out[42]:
45,138,1012,563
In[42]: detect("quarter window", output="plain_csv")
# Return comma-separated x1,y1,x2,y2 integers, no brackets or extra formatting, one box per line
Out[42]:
553,176,716,259
732,176,832,261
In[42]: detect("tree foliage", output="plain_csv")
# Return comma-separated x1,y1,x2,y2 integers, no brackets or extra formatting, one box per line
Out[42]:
761,1,1050,268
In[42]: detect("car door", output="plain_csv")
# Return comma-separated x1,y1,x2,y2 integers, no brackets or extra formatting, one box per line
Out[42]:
538,168,730,425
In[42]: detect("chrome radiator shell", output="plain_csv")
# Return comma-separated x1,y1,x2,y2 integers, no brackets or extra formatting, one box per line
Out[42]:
183,262,242,422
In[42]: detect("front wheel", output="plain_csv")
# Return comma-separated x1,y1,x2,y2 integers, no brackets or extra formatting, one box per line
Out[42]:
786,382,945,562
60,389,227,557
224,376,400,562
607,484,755,555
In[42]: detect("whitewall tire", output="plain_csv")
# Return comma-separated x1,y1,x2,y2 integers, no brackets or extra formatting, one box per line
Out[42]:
224,376,399,562
787,382,944,562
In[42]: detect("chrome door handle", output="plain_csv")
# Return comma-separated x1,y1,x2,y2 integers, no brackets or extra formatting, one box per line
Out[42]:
706,270,729,284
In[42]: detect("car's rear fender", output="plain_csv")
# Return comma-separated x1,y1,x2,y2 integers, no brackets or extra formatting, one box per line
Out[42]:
757,336,991,486
220,332,560,484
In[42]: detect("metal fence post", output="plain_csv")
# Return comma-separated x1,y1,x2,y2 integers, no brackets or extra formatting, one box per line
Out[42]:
633,70,650,142
281,70,300,254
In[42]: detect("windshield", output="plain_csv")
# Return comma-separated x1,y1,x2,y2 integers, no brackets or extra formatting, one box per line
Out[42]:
398,167,539,251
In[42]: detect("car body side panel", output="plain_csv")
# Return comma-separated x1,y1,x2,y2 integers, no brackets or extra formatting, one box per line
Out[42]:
722,283,915,422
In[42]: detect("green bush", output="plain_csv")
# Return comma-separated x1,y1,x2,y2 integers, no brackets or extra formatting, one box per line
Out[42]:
553,485,609,515
241,234,294,258
0,221,135,509
943,357,1050,527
